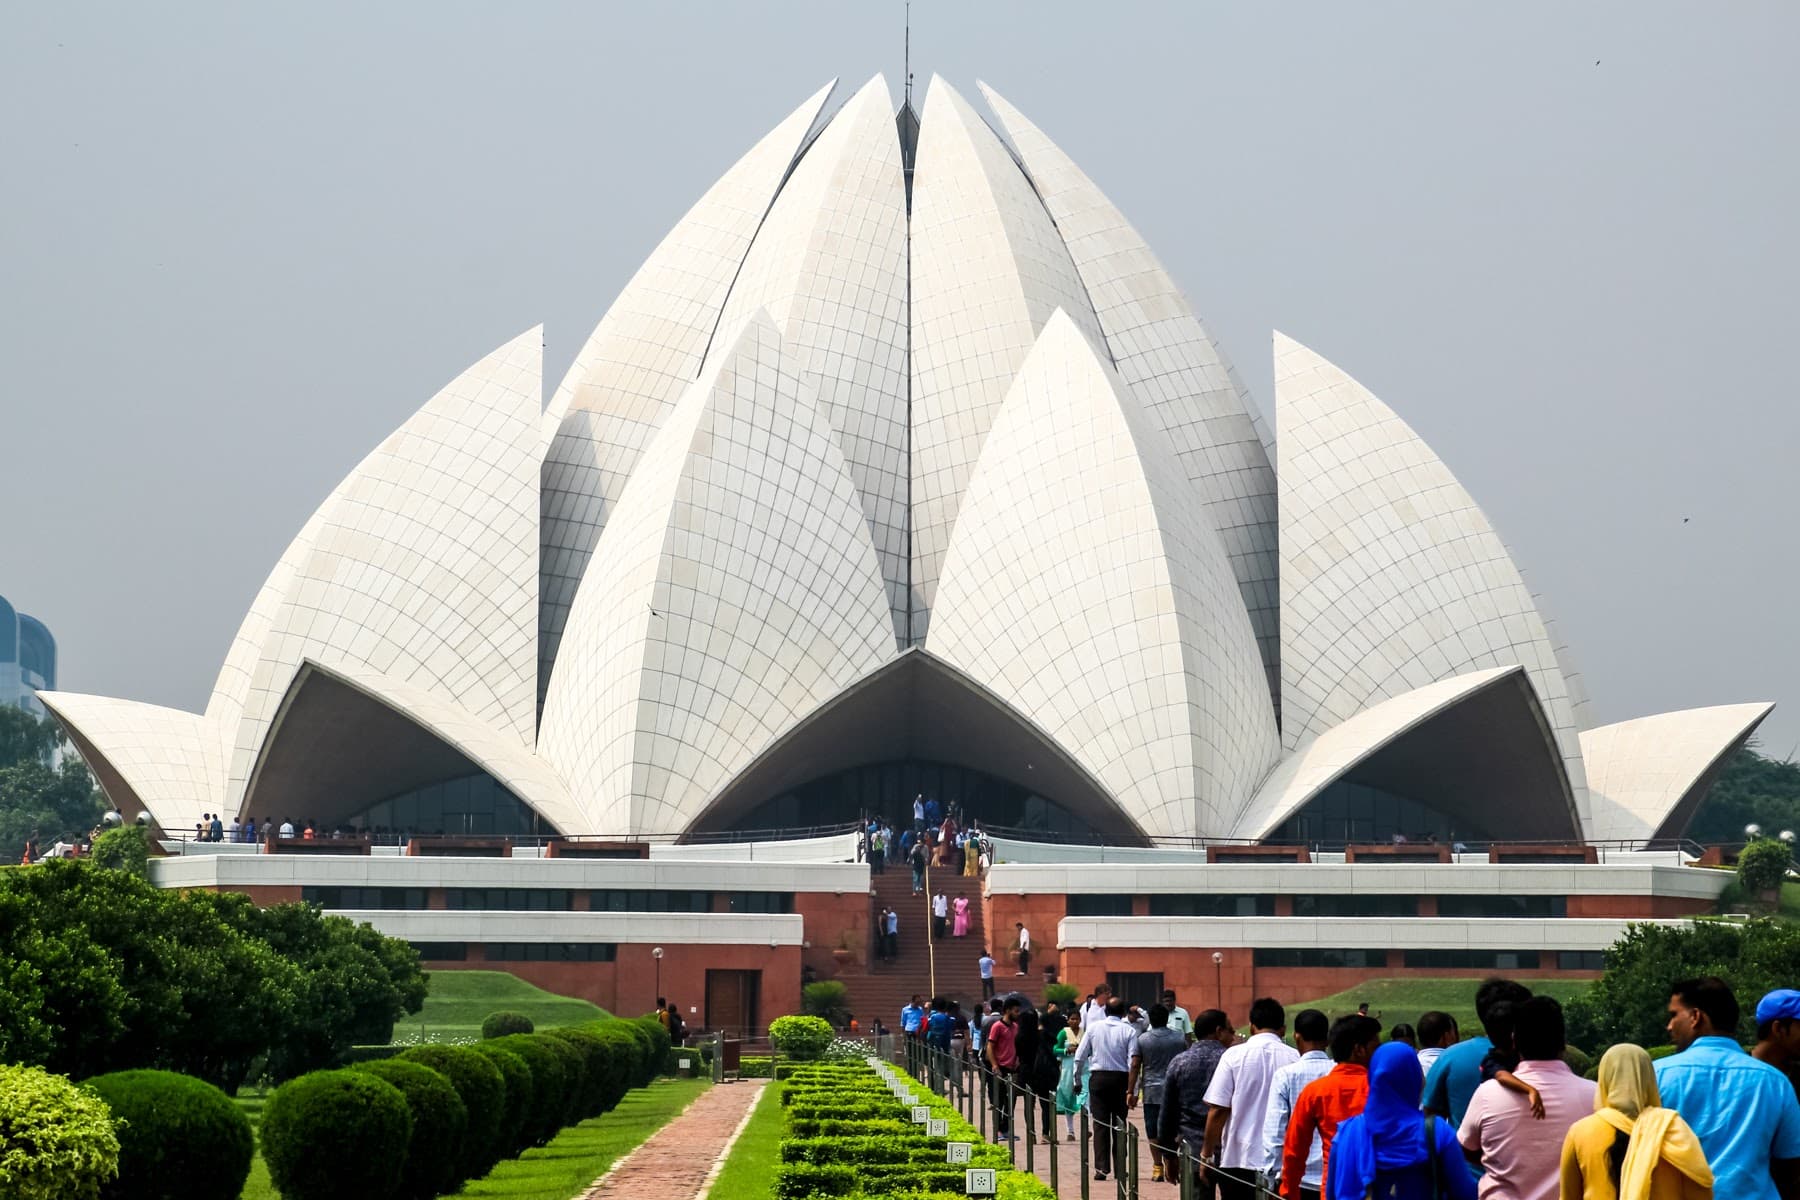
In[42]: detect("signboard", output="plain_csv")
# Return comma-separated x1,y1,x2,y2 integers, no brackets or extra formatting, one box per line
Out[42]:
946,1142,973,1164
911,1105,931,1124
928,1118,949,1138
965,1168,998,1195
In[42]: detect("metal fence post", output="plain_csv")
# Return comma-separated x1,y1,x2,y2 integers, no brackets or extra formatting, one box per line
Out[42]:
1049,1098,1059,1193
1024,1084,1036,1172
1005,1074,1017,1163
1080,1107,1091,1200
1124,1122,1138,1200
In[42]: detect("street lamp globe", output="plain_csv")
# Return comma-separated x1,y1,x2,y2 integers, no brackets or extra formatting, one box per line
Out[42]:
1747,824,1764,839
1782,831,1796,844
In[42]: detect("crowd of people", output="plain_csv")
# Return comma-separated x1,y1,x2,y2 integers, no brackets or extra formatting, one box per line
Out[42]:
861,798,994,891
898,974,1800,1198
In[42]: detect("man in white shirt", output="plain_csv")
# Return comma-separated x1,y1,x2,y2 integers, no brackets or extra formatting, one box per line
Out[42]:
1416,1010,1458,1078
1204,997,1300,1200
1081,985,1114,1032
1014,922,1031,976
1261,1008,1333,1200
932,891,949,940
1075,998,1138,1182
278,818,296,838
912,793,925,831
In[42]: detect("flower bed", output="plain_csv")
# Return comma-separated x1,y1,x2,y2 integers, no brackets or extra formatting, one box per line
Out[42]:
770,1060,1054,1199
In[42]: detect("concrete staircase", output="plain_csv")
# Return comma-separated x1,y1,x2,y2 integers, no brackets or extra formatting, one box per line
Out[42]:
833,865,994,1030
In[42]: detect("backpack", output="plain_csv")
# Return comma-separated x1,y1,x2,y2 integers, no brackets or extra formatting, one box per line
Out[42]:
1364,1116,1444,1200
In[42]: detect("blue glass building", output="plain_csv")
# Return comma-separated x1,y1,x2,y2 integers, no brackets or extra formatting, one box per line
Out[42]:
0,593,56,717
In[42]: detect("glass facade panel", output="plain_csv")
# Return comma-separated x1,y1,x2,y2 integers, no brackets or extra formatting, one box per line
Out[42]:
591,889,712,913
725,891,794,914
485,943,616,963
303,886,428,910
1254,948,1389,968
1437,895,1567,919
1067,894,1133,917
444,889,572,911
1147,895,1275,917
409,942,468,961
728,758,1096,838
1294,894,1419,918
1106,972,1164,1005
1270,779,1483,847
350,772,548,837
1403,949,1541,969
1557,950,1605,970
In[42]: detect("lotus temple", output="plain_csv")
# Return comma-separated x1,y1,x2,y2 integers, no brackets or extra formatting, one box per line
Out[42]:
39,76,1774,1028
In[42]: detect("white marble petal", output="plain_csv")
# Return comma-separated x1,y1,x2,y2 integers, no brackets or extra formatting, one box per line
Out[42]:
930,310,1279,839
36,692,225,834
1583,702,1775,842
538,82,838,699
537,313,896,834
907,76,1106,642
1275,332,1590,814
979,83,1281,708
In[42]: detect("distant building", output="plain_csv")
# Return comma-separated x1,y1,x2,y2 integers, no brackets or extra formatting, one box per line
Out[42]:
0,594,55,718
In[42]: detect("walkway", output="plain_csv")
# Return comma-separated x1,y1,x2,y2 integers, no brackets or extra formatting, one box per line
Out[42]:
991,1087,1160,1200
579,1080,765,1200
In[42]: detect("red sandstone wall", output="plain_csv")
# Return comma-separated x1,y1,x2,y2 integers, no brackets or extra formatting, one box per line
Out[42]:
1567,894,1712,918
985,893,1068,974
795,891,869,978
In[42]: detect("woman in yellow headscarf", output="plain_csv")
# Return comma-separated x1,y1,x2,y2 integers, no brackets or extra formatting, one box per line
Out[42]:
1561,1044,1712,1200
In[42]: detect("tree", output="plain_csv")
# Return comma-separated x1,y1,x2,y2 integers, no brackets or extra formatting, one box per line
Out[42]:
89,825,149,878
0,706,61,765
1689,745,1800,843
0,708,104,861
1738,838,1793,899
1565,919,1800,1050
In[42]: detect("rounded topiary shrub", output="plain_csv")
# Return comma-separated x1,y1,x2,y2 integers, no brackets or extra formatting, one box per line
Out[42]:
545,1028,614,1119
614,1019,657,1087
769,1015,835,1061
634,1015,672,1076
397,1044,506,1178
260,1069,411,1200
481,1010,536,1039
589,1023,645,1109
84,1069,251,1200
528,1034,587,1129
0,1064,120,1200
469,1043,533,1155
353,1060,469,1200
484,1035,566,1146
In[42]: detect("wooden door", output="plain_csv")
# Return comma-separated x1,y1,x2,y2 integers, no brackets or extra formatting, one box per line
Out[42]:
705,969,761,1036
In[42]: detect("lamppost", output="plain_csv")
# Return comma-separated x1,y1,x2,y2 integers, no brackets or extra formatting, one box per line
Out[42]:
652,946,664,1002
1212,951,1224,1008
1747,824,1764,839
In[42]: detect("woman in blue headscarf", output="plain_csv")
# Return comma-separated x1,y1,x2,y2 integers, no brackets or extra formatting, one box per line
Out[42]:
1331,1042,1476,1200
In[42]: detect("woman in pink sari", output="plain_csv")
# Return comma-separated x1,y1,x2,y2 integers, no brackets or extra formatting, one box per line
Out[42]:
952,894,971,938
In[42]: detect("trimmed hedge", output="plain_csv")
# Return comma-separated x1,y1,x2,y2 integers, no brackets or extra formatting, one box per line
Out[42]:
632,1016,671,1084
468,1042,534,1155
0,1064,120,1200
84,1069,251,1200
484,1035,567,1146
544,1028,616,1118
587,1023,645,1109
481,1011,535,1039
260,1069,411,1200
396,1044,507,1177
353,1060,469,1200
768,1015,834,1061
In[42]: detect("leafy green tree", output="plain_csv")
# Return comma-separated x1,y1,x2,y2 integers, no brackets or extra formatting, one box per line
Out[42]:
0,706,62,765
1738,837,1793,897
88,826,149,878
1566,919,1800,1050
0,708,104,861
1690,746,1800,843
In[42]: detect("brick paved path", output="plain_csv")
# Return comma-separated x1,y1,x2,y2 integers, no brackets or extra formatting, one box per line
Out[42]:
579,1081,765,1200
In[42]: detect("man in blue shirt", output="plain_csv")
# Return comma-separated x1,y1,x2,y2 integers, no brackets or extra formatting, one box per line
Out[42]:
1656,976,1800,1200
901,994,925,1038
1422,978,1531,1127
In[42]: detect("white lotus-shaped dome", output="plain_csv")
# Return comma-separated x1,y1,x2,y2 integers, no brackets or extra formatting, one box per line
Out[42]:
41,75,1772,846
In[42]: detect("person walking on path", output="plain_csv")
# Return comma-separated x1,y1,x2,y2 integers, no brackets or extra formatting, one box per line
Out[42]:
909,838,927,893
1077,997,1140,1182
1164,989,1194,1040
1132,1003,1190,1182
885,906,899,960
1560,1043,1712,1200
1459,996,1597,1200
978,950,996,999
932,890,949,939
1265,1008,1335,1200
1056,1011,1085,1141
1081,986,1114,1033
1207,998,1302,1200
1427,979,1534,1128
1282,1015,1381,1200
1329,1043,1476,1200
1655,978,1800,1200
986,998,1021,1140
1162,1009,1237,1169
901,995,925,1040
1014,922,1031,977
952,893,971,938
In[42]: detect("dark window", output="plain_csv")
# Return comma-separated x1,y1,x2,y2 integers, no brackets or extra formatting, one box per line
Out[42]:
1294,894,1418,918
408,942,468,961
1253,948,1389,968
591,890,713,913
303,886,428,910
1402,949,1541,970
1067,894,1133,917
485,943,617,963
1148,894,1275,917
725,891,794,914
1557,950,1605,971
1106,972,1165,1005
1438,895,1567,919
350,771,548,837
445,889,573,911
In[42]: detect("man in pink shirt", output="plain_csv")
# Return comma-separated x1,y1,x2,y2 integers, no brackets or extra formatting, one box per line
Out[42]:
1457,996,1596,1200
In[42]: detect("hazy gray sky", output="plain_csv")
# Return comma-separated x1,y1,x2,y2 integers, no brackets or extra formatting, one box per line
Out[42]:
4,3,1796,758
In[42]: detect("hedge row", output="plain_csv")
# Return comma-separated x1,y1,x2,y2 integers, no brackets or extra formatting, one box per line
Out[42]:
259,1013,673,1200
771,1061,1054,1200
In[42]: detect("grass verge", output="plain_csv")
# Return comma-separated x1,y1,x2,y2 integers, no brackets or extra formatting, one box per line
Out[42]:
704,1077,785,1200
399,969,610,1043
234,1089,275,1200
458,1076,709,1199
1290,976,1594,1035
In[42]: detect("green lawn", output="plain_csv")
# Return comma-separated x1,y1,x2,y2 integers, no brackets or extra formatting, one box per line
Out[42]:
459,1077,709,1199
704,1079,784,1200
238,1077,706,1199
1290,977,1594,1036
399,969,610,1043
